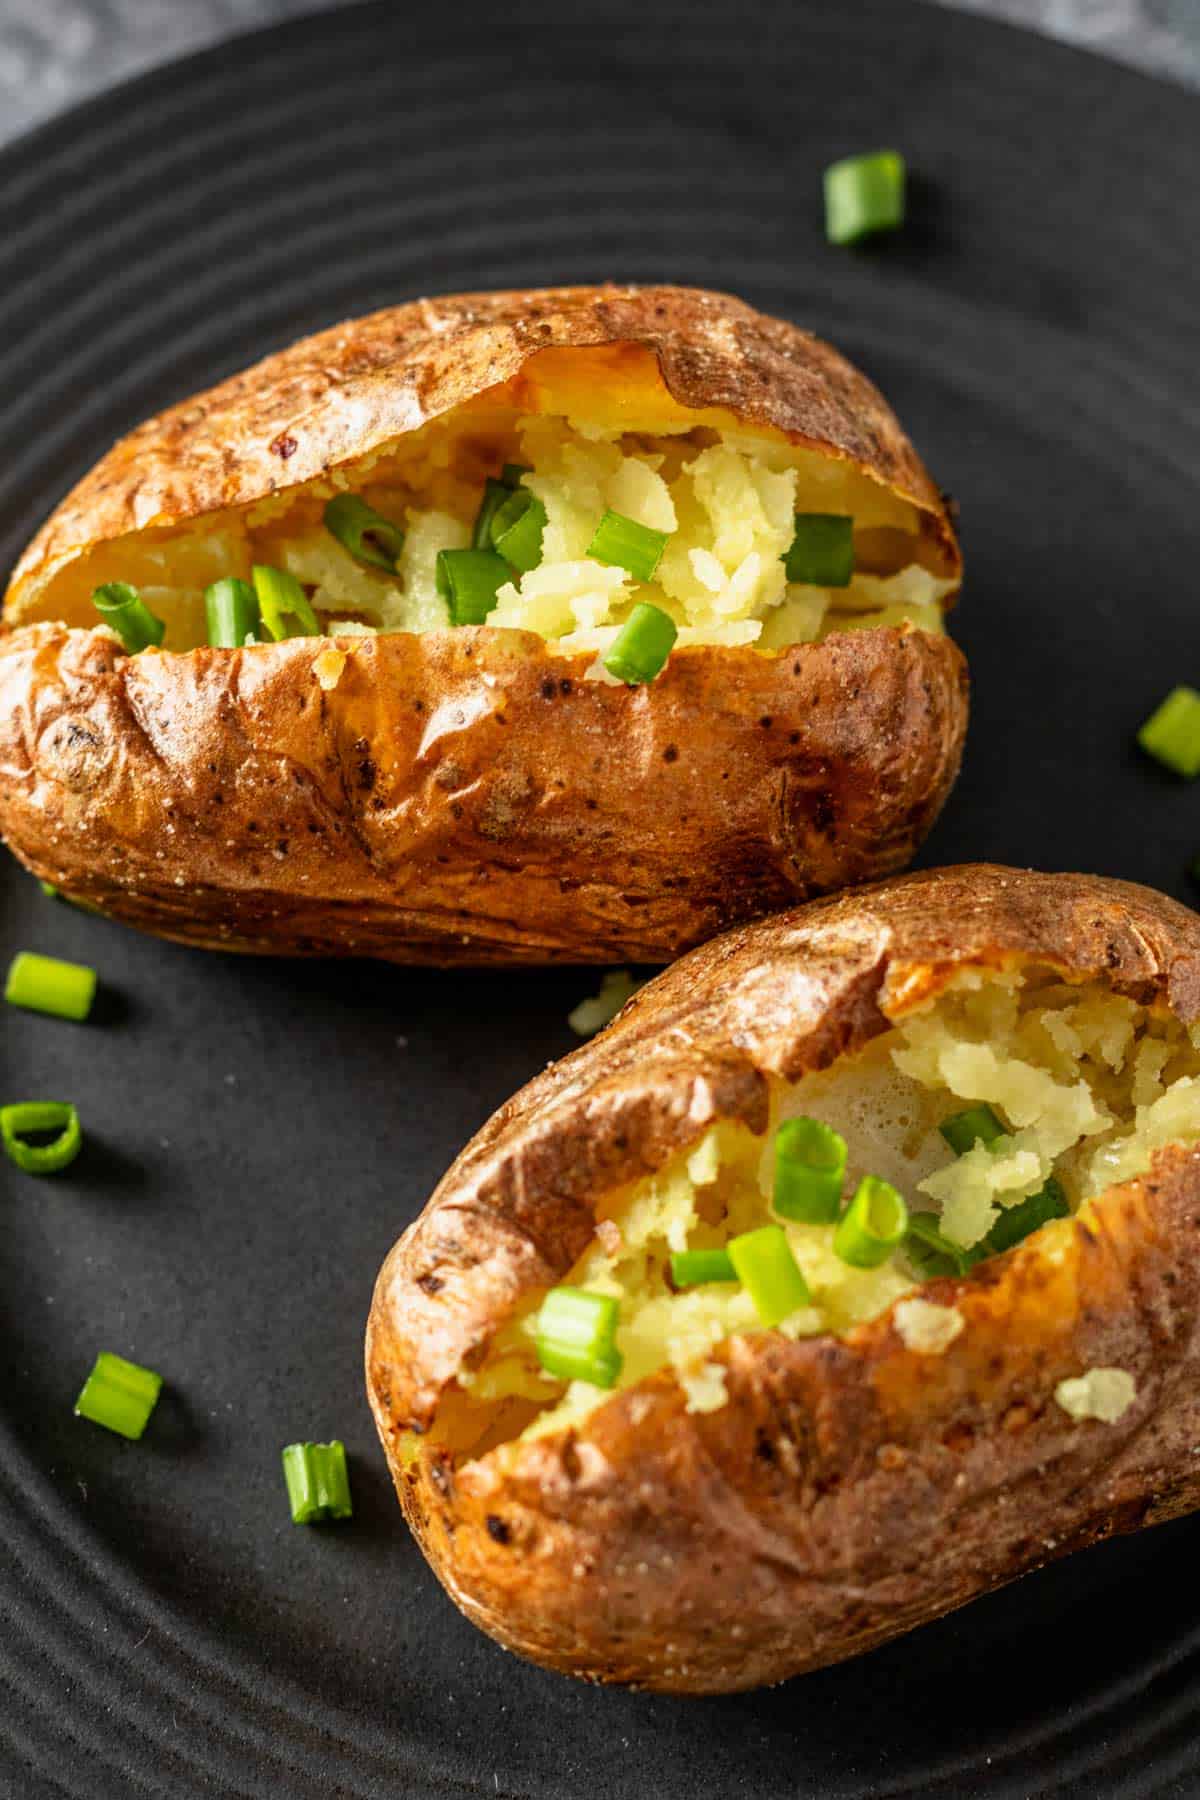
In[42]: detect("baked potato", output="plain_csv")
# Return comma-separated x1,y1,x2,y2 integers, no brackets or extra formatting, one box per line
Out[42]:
366,864,1200,1693
0,285,964,964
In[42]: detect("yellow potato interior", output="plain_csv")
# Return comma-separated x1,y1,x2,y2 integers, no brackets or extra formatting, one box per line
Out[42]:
439,968,1200,1457
28,402,952,655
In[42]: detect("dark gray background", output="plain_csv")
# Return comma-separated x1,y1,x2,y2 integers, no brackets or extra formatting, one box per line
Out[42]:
0,0,1199,145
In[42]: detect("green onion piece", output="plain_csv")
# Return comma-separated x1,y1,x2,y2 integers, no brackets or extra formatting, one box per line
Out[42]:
490,489,547,573
75,1352,162,1440
939,1104,1006,1156
5,950,96,1021
728,1224,810,1326
323,493,405,571
281,1440,353,1524
535,1287,623,1388
204,577,260,649
670,1248,738,1287
472,478,514,549
824,150,906,245
834,1175,908,1269
435,548,510,626
772,1116,848,1223
587,509,670,583
903,1212,974,1279
501,463,531,488
1,1101,83,1175
39,880,59,899
602,602,678,685
980,1177,1069,1258
783,514,855,587
1137,687,1200,778
252,564,321,640
92,582,166,653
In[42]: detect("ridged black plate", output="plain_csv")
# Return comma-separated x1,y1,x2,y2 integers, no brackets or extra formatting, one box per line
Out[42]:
3,3,1200,1795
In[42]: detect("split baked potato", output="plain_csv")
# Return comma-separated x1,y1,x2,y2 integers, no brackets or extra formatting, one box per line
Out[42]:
366,865,1200,1692
0,286,964,963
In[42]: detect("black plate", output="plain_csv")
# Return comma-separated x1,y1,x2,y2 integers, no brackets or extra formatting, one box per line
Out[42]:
4,3,1200,1795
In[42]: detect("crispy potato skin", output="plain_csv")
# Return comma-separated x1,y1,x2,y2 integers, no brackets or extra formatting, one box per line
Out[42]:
365,867,1200,1691
0,285,965,963
6,285,958,609
0,622,966,964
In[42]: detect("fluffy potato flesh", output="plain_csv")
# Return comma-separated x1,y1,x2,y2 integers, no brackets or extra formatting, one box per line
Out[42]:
439,967,1200,1456
26,397,952,656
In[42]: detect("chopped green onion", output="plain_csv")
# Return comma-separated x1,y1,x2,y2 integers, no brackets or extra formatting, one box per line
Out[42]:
282,1440,353,1523
39,880,58,899
1138,687,1200,778
602,602,678,685
252,564,320,640
323,493,405,571
728,1224,810,1326
670,1248,738,1287
1,1101,82,1175
834,1175,908,1269
903,1212,974,1279
490,489,547,573
940,1104,1006,1156
5,950,96,1021
501,463,531,488
435,548,510,626
204,577,260,648
535,1287,623,1388
783,515,855,587
772,1116,848,1223
472,478,514,549
75,1352,162,1440
824,150,906,245
980,1177,1069,1257
587,509,670,583
92,582,166,653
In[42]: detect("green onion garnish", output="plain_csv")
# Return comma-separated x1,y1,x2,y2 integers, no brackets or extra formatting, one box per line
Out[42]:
587,509,670,583
1,1101,83,1175
39,880,59,899
75,1352,162,1440
728,1224,810,1326
252,565,320,640
323,494,405,572
833,1176,908,1268
435,548,510,626
1138,687,1200,778
772,1116,848,1223
501,463,531,488
940,1104,1006,1156
535,1287,623,1388
92,582,166,653
472,478,515,550
490,489,547,573
980,1177,1069,1257
204,577,260,648
282,1440,354,1524
602,602,678,685
669,1248,738,1287
783,515,855,587
5,950,96,1021
903,1212,974,1279
824,150,906,245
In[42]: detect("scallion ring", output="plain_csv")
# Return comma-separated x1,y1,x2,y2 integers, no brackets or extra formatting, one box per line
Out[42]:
92,582,166,653
1,1101,82,1175
602,602,678,685
252,565,321,640
323,494,406,572
204,577,260,648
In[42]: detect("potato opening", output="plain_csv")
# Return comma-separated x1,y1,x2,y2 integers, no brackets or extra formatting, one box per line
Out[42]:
436,965,1200,1461
21,346,956,657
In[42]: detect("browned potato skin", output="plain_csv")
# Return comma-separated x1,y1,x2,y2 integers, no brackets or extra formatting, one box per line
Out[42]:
366,866,1200,1692
0,620,965,964
0,286,964,964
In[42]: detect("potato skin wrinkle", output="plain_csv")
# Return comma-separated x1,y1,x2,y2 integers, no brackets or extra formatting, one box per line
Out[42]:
366,866,1200,1693
0,285,965,965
